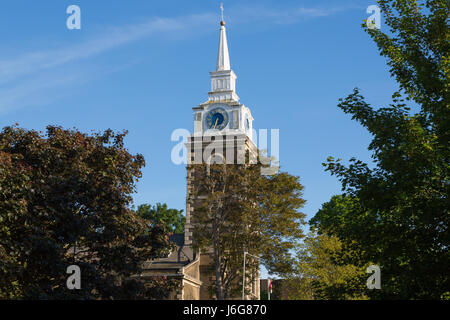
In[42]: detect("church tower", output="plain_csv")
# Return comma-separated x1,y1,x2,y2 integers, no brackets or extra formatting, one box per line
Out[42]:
140,8,260,300
183,10,260,300
184,13,257,248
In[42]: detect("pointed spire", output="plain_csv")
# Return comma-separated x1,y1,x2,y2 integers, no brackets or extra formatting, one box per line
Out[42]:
216,4,230,71
208,4,239,103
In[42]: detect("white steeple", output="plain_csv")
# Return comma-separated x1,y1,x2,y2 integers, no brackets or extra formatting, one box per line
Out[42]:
216,21,231,71
192,5,254,141
208,7,239,103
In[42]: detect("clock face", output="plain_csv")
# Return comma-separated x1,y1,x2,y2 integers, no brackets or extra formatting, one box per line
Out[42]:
206,108,229,130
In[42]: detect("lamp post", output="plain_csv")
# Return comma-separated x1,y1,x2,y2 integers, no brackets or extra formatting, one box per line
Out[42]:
242,251,260,300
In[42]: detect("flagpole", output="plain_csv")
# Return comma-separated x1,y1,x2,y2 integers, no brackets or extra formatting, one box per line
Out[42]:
242,251,246,300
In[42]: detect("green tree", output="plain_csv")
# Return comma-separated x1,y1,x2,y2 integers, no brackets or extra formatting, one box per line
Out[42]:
285,196,370,301
0,125,177,299
286,231,368,300
314,0,449,299
190,162,306,300
135,203,185,234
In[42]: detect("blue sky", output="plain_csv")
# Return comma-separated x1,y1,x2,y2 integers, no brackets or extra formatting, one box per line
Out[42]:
1,0,399,275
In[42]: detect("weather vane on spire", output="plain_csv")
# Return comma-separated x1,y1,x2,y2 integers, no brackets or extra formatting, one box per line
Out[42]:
220,2,225,23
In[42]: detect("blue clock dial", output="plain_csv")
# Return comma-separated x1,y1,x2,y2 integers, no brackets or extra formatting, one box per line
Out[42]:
211,113,224,127
206,108,229,130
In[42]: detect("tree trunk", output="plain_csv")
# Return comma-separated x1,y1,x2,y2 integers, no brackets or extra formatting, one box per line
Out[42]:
214,248,224,300
213,226,224,300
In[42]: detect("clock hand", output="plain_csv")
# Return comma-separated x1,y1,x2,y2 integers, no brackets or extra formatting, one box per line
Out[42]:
213,118,219,129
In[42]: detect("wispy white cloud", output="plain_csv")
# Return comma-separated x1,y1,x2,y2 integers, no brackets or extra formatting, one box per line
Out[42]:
0,60,140,115
0,13,216,113
0,5,352,113
0,70,85,114
229,4,353,25
0,13,215,85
